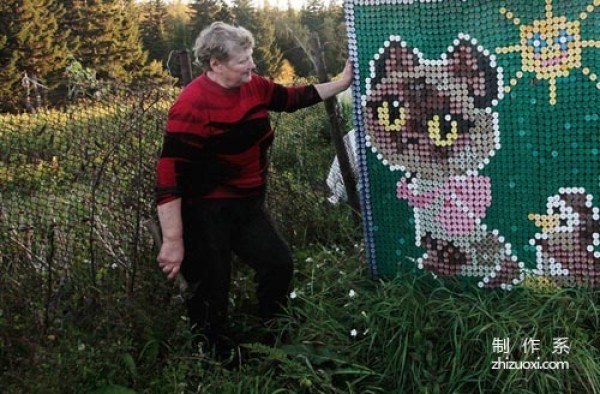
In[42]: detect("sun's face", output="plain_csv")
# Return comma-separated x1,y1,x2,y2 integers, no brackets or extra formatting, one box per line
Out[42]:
496,0,600,105
520,17,581,79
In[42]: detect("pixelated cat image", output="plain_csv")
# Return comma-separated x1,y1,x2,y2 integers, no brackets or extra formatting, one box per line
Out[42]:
363,34,525,289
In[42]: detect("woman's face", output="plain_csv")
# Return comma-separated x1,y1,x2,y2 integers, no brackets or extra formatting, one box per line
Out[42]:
215,47,256,88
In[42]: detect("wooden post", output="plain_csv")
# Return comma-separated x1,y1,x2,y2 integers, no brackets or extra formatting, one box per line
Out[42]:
309,32,361,218
32,73,42,109
22,72,35,113
178,49,193,86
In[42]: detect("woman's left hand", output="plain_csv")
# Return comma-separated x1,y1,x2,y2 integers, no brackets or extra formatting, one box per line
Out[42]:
340,59,353,89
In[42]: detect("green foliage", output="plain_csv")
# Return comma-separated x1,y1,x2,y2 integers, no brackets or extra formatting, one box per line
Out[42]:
0,0,69,112
139,0,169,65
281,248,600,393
0,0,348,110
299,0,347,77
65,0,147,82
274,13,313,78
63,54,104,102
13,0,70,79
267,103,358,246
231,0,284,78
188,0,233,44
164,0,192,50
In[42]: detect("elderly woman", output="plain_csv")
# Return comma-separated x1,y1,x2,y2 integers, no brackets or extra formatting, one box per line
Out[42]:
155,22,352,351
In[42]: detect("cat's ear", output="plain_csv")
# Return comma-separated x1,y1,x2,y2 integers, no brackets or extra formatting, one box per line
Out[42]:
369,38,419,87
447,38,502,108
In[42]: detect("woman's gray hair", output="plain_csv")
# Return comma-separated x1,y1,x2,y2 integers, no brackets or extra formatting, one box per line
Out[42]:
192,22,255,70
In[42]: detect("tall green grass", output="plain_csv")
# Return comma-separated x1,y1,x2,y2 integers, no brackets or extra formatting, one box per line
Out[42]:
3,241,599,393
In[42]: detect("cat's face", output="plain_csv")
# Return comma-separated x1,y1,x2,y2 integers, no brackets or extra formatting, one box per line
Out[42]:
364,36,503,180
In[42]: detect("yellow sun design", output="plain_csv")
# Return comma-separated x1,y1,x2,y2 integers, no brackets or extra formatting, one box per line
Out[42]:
495,0,600,105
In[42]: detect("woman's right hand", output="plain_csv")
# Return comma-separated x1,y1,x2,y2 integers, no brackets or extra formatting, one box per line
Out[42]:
157,238,184,280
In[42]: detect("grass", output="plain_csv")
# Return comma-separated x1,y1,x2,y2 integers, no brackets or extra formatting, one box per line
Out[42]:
3,238,600,393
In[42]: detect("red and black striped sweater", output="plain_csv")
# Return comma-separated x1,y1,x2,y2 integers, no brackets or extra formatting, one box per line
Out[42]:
156,73,322,205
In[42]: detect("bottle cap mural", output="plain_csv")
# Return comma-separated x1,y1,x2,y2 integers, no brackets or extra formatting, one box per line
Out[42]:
344,0,600,289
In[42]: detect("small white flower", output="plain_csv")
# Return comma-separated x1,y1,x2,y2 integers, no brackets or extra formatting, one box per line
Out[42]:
350,329,358,337
78,343,85,351
305,257,314,263
348,289,357,298
110,263,118,269
289,291,297,299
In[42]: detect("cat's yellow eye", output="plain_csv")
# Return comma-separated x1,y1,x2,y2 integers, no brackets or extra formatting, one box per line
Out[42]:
427,114,459,146
377,101,407,132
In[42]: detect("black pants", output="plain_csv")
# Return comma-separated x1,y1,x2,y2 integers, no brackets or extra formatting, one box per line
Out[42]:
180,197,293,341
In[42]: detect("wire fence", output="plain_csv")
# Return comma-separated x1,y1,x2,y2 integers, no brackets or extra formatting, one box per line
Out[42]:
1,87,171,297
0,83,356,318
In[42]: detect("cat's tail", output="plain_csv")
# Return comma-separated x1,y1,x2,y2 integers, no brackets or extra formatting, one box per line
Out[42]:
477,229,526,290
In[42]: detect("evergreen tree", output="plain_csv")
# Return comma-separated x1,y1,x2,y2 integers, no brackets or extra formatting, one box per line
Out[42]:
60,0,86,56
255,8,284,78
320,1,346,77
231,0,254,27
59,0,150,83
0,1,10,51
299,0,346,78
17,0,70,80
113,0,151,81
140,0,169,65
158,1,193,82
231,0,282,78
0,0,20,112
0,0,69,112
188,0,232,44
60,0,115,79
273,6,313,78
166,1,192,50
300,0,325,32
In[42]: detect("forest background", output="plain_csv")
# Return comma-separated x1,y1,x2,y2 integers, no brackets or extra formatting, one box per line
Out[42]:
0,0,347,113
